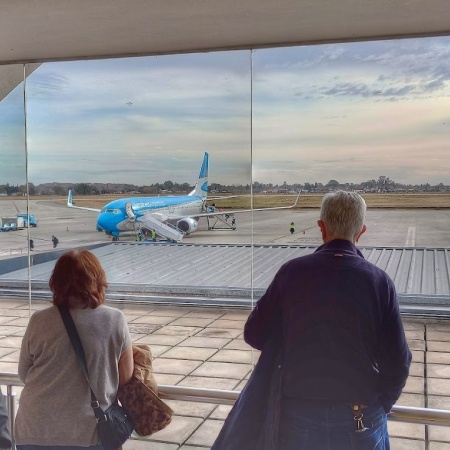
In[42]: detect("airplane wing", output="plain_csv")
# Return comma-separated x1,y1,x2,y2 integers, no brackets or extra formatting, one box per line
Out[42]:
207,192,301,216
67,190,101,212
172,193,301,220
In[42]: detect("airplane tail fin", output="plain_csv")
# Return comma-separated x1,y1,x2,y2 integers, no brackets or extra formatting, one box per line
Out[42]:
67,190,73,207
188,152,208,199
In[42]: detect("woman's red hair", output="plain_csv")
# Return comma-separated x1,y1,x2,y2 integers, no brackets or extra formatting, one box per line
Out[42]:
49,249,108,308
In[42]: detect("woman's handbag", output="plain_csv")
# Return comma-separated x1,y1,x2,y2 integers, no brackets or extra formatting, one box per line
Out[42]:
58,307,134,450
118,344,173,436
118,375,173,436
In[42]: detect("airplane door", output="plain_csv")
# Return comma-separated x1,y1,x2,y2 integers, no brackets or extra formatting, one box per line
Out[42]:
125,202,136,221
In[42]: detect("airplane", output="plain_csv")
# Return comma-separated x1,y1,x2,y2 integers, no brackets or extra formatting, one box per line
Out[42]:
67,152,300,242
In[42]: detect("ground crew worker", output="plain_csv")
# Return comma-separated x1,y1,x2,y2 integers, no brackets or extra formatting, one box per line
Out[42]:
52,235,59,248
135,233,141,242
290,222,295,234
151,230,157,242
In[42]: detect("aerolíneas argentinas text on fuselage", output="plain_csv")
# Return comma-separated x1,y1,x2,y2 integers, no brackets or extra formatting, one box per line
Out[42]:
67,152,299,242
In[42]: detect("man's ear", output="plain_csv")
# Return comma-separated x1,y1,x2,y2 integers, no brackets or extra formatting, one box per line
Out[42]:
356,224,367,243
318,220,326,241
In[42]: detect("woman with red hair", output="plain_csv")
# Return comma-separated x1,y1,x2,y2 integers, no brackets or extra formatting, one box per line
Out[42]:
15,249,133,449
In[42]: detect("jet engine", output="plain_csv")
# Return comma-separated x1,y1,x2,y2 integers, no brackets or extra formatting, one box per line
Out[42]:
176,217,198,234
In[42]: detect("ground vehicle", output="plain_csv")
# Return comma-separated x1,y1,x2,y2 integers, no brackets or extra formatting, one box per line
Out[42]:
16,214,37,227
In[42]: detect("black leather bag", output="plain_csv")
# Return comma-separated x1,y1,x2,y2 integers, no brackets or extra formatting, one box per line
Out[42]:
96,401,134,450
58,307,134,450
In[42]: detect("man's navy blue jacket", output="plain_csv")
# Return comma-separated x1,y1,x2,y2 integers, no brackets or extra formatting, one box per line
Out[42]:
244,239,412,412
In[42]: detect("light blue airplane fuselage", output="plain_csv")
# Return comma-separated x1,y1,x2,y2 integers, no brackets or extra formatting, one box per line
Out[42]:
96,195,204,235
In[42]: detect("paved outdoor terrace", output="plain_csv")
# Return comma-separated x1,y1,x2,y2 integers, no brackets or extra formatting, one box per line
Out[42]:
0,298,449,449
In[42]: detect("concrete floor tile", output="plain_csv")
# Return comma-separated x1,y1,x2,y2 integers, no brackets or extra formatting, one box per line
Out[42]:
428,424,450,442
234,379,249,391
191,361,251,379
130,315,178,325
5,317,33,327
164,400,217,418
178,376,240,390
412,350,425,363
403,376,424,394
152,358,202,375
147,307,190,317
220,312,250,321
0,326,25,336
428,342,450,353
427,395,450,409
427,363,450,378
405,329,425,340
128,324,162,334
409,362,424,377
0,336,23,348
153,373,185,385
396,392,425,408
124,440,177,450
147,345,171,358
185,419,224,447
223,339,253,351
209,349,256,364
207,319,244,330
403,322,425,332
170,317,217,327
427,323,450,332
162,346,218,361
427,352,450,364
210,405,233,420
389,437,425,450
0,361,18,372
0,316,23,325
183,311,225,319
130,333,147,342
0,348,18,358
122,314,147,323
430,442,450,449
428,378,450,396
134,334,188,346
428,331,450,342
149,415,203,445
195,328,241,339
180,336,231,349
408,339,426,351
388,421,425,440
153,326,203,337
0,349,20,362
180,447,212,450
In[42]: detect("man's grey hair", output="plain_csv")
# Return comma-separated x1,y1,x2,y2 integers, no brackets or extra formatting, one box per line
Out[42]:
320,191,366,241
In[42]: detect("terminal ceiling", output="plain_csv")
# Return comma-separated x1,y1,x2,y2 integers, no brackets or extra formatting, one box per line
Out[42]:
1,0,450,64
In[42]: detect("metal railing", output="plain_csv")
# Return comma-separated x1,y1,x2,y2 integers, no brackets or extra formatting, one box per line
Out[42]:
3,371,450,447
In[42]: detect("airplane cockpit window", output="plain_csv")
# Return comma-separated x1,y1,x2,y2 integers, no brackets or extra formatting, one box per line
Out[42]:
101,208,121,214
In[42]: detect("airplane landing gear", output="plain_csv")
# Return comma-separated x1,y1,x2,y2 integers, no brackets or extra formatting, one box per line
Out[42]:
112,236,119,241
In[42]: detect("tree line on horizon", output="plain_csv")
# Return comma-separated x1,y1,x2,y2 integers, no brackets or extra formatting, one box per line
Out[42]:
0,175,449,196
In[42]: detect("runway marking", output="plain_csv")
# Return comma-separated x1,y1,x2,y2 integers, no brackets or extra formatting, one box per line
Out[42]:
405,226,416,247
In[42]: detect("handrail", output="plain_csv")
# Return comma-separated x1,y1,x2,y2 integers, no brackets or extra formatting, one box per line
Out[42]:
2,370,450,446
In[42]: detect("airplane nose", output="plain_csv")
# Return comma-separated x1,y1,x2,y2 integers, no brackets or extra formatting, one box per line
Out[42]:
96,213,109,231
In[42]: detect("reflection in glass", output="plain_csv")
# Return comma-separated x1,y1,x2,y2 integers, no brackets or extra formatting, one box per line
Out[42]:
0,65,27,257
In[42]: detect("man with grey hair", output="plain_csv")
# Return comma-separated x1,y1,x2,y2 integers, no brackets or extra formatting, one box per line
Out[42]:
242,190,411,449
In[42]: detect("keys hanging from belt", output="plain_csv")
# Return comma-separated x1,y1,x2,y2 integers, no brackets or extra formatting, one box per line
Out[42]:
353,404,369,433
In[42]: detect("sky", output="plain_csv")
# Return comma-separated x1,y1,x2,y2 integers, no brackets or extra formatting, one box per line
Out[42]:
1,36,450,186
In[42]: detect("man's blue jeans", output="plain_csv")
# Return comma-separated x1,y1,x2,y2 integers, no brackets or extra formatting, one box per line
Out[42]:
278,400,389,450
